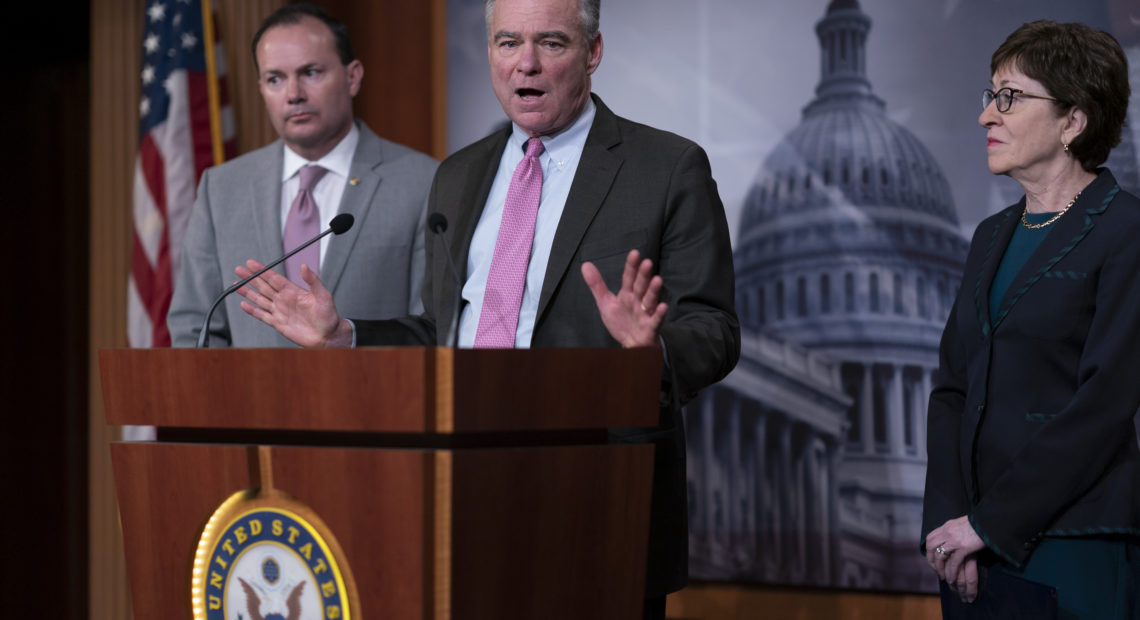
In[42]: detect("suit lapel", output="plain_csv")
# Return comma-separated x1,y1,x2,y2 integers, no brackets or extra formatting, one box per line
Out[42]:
973,207,1018,338
535,96,623,321
320,122,381,294
250,145,286,274
989,172,1119,332
451,133,508,280
433,130,507,342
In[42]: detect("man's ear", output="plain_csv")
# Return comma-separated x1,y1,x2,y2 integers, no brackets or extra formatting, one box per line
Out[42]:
586,32,603,76
346,59,364,97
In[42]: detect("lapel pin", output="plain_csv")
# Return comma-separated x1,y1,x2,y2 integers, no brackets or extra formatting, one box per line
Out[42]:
349,177,360,186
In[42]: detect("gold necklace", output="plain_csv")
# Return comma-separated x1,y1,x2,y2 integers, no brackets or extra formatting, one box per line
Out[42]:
1020,191,1082,229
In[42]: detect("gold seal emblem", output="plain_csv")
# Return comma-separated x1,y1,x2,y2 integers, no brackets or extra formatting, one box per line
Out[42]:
191,487,359,620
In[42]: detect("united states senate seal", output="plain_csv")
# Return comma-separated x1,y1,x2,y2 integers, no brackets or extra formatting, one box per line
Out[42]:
191,489,358,620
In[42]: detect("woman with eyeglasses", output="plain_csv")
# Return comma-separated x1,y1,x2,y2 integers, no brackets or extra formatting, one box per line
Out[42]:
920,20,1140,619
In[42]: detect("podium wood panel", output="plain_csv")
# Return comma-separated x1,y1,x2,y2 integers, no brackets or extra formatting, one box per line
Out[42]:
104,348,659,618
113,442,433,618
111,443,253,618
265,445,432,617
449,445,653,618
99,348,660,433
112,441,652,619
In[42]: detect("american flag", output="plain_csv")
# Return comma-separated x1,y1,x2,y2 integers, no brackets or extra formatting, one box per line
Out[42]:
128,0,235,347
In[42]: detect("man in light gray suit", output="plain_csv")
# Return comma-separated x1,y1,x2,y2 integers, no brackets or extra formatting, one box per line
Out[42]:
167,3,437,347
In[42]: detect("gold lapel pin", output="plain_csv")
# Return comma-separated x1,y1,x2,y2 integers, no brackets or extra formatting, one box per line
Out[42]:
349,177,360,186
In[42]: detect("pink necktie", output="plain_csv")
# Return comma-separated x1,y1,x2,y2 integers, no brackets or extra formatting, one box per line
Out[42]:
283,164,328,288
474,138,546,348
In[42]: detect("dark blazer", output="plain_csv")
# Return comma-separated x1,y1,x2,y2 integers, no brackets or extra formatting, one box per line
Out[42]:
357,95,740,595
922,169,1140,568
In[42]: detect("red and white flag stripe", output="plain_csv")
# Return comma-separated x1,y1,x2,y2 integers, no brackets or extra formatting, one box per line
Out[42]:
128,3,234,348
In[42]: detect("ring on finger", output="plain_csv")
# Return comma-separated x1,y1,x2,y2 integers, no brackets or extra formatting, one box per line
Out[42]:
934,545,950,556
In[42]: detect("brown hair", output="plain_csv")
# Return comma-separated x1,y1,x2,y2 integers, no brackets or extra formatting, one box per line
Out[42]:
991,20,1130,172
251,3,355,74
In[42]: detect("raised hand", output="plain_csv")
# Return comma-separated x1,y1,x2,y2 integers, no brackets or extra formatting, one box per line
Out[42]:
235,259,353,348
581,249,667,348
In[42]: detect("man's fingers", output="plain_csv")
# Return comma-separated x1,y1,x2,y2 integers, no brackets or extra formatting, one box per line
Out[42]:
239,299,273,324
236,259,285,298
301,263,330,297
241,259,270,283
620,250,640,293
236,281,271,308
245,258,269,272
580,261,610,306
241,300,281,330
246,258,295,290
628,257,652,297
239,273,276,299
235,266,261,292
639,274,663,310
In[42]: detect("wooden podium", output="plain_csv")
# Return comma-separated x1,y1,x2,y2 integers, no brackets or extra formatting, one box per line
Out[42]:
99,347,660,619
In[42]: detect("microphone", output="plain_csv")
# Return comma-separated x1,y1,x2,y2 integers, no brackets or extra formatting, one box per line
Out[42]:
428,212,463,348
196,213,355,348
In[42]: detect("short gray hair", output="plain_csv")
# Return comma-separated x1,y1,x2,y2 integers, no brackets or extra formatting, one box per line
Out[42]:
484,0,600,45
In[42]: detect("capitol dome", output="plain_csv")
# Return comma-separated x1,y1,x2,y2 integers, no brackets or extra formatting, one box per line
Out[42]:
695,0,969,590
733,0,968,346
742,103,958,226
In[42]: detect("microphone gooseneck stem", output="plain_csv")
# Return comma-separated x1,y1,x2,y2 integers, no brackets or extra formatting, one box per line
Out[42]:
428,213,464,348
196,227,336,348
442,242,463,349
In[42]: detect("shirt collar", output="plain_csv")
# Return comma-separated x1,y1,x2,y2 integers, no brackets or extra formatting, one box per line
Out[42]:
281,121,360,182
508,97,596,165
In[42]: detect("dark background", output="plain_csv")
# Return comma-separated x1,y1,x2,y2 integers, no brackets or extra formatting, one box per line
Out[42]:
0,3,91,618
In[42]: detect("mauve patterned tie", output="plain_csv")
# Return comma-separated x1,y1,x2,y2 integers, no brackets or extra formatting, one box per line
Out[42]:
283,164,328,288
474,137,546,348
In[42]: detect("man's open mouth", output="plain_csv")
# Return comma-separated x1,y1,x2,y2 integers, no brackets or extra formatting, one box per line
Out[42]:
517,88,545,99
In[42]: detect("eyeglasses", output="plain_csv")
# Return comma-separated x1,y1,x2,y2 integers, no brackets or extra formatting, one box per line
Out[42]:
982,87,1058,113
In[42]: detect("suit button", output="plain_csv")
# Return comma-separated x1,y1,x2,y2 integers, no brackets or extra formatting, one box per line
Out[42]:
977,405,984,412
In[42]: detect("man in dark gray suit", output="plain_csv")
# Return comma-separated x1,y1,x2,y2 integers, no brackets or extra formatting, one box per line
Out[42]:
167,3,437,347
235,0,739,616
